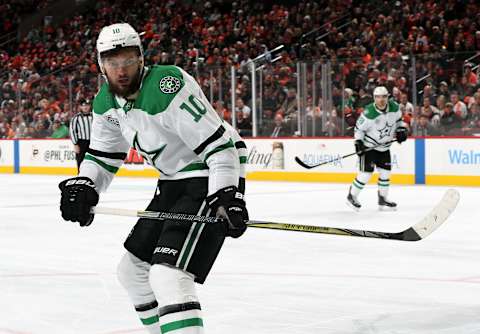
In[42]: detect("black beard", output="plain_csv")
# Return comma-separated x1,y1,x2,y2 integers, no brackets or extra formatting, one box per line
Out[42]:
107,68,142,98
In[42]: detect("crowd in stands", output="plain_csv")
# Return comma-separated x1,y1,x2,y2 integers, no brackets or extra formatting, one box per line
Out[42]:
1,0,480,139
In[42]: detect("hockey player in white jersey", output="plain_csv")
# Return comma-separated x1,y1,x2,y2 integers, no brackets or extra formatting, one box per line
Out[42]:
347,86,408,211
58,23,248,333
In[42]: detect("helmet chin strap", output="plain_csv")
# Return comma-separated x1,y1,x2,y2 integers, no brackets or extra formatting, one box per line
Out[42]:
130,63,145,96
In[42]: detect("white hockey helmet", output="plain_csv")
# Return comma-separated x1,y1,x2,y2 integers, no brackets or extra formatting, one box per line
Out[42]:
373,86,389,96
96,23,144,74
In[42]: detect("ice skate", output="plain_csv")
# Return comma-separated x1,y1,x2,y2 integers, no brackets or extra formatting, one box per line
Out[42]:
346,191,361,211
378,194,397,211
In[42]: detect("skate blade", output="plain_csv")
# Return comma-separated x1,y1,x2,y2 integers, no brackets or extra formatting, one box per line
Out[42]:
346,200,360,212
379,205,397,211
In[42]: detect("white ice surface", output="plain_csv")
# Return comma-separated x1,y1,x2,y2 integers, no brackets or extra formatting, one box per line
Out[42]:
0,174,479,334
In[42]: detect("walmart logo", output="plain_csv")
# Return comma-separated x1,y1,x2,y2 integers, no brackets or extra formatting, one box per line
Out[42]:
448,149,480,164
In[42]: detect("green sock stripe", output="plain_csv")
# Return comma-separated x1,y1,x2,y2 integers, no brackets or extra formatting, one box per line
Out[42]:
353,180,364,190
179,162,208,172
378,181,389,186
354,178,366,186
204,139,234,161
161,317,203,333
141,315,159,325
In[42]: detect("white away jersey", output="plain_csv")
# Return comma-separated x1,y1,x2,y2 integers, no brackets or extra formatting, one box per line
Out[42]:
354,100,403,152
79,65,242,194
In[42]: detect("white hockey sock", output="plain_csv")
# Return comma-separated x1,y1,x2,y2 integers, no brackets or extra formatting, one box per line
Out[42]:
117,252,159,334
350,172,372,198
377,168,391,198
149,264,204,334
135,300,160,333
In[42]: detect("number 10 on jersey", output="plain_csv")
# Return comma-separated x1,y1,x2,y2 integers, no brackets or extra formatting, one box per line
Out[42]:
180,94,207,122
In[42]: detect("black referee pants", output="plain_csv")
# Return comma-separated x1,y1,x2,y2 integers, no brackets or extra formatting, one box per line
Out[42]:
76,140,90,171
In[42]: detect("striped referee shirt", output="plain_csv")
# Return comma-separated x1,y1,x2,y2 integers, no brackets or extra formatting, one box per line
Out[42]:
69,112,93,144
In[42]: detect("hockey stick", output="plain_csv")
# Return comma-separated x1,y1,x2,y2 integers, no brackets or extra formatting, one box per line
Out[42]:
295,139,397,169
92,189,459,241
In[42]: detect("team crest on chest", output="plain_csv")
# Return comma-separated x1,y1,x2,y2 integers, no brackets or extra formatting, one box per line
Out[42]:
159,76,181,94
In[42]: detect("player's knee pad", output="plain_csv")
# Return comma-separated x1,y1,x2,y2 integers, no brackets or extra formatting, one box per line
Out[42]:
117,252,153,301
149,263,198,306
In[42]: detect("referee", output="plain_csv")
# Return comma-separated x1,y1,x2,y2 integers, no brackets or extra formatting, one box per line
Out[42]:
69,98,93,171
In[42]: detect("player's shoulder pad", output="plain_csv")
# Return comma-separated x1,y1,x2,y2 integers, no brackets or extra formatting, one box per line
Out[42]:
388,99,400,113
362,103,380,120
92,83,116,115
138,65,186,115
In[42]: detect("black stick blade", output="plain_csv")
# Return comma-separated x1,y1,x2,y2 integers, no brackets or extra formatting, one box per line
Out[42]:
294,156,315,169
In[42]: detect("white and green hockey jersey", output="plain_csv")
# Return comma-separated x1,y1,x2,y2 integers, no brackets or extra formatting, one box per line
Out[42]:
79,65,244,195
354,100,403,152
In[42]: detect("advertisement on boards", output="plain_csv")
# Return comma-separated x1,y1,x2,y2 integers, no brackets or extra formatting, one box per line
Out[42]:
19,140,76,168
426,138,480,176
245,138,415,175
0,140,14,171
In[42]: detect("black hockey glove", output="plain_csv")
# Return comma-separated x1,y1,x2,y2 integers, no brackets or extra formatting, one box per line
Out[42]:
206,186,248,238
58,177,99,227
396,126,408,143
354,140,366,156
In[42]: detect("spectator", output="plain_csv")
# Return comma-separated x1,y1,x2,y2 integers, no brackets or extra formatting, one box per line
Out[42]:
281,87,297,119
440,102,462,134
214,100,231,123
399,92,414,124
355,88,372,109
420,97,441,121
266,113,291,137
236,109,252,137
464,63,478,85
235,98,251,120
411,113,438,136
1,0,479,139
450,92,468,119
50,120,69,138
462,92,480,135
437,81,450,99
32,121,50,138
420,84,436,105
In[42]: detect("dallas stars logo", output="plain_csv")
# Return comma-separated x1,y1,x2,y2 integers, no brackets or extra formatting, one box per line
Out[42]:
133,133,167,172
159,76,181,94
378,122,393,139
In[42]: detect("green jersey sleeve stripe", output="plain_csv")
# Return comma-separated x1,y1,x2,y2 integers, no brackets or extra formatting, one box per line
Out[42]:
179,162,209,172
84,154,119,173
194,125,226,155
203,139,234,162
87,148,127,160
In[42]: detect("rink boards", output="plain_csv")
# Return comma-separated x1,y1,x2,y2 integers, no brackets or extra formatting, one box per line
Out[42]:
0,137,479,186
